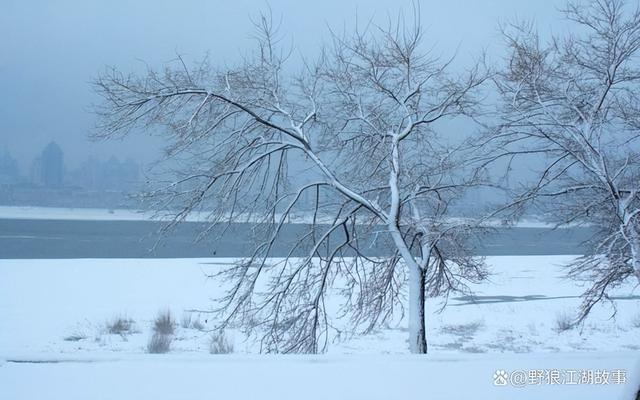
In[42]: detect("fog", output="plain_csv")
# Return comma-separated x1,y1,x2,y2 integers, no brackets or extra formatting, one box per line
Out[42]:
1,0,564,174
5,1,640,377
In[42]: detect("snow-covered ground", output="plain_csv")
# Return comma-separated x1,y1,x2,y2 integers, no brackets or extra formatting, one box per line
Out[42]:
1,256,639,399
0,206,153,221
0,205,560,227
1,353,638,400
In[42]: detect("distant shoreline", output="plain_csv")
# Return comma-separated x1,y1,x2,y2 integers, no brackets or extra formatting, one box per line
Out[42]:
0,205,571,229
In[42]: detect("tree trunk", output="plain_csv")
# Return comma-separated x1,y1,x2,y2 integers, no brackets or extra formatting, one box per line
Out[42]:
408,264,427,354
629,227,640,284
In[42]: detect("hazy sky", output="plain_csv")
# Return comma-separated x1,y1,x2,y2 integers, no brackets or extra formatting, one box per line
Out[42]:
1,0,565,173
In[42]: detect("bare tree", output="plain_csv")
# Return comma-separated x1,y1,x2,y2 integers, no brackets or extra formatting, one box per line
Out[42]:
492,0,640,322
93,9,488,354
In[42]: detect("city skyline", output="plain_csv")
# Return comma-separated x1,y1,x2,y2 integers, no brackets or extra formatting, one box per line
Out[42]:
0,141,142,190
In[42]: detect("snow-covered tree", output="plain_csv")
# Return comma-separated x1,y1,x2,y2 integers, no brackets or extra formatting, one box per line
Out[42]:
93,10,488,353
493,0,640,321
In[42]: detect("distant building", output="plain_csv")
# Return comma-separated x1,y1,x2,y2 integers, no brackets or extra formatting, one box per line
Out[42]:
32,142,64,187
0,149,19,185
70,155,140,191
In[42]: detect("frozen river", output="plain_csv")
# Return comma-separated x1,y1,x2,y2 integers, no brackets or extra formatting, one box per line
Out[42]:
0,219,591,258
0,218,594,259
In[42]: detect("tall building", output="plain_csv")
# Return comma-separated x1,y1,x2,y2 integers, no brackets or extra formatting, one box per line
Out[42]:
0,148,19,185
32,142,64,187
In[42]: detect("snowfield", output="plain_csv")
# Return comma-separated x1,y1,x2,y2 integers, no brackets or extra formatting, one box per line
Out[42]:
1,256,639,399
1,353,638,400
0,205,561,227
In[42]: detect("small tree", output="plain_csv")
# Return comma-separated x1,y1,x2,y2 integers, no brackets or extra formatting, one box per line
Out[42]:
94,10,488,353
493,0,640,322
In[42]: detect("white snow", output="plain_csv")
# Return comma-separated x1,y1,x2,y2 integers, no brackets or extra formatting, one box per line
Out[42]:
1,353,638,400
0,205,563,227
0,206,159,221
1,256,639,399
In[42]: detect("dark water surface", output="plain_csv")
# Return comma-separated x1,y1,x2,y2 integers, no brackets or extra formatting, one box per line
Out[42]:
0,219,594,259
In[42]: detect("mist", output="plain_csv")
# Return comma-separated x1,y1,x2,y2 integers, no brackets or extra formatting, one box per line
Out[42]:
2,0,564,175
3,1,640,389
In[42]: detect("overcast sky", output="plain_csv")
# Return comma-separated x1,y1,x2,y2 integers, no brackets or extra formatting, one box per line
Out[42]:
1,0,565,173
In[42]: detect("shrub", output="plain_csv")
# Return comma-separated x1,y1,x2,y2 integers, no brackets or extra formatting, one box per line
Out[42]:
209,331,234,354
181,313,193,329
554,311,574,332
63,333,87,342
191,319,205,331
147,333,172,354
181,312,206,330
153,310,175,335
106,317,135,335
632,313,640,328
